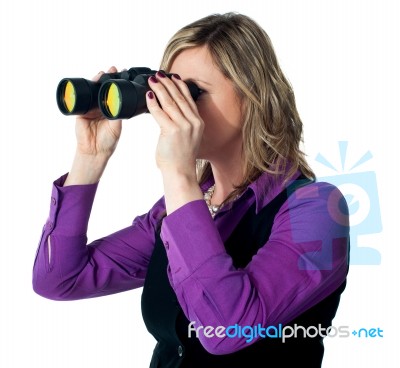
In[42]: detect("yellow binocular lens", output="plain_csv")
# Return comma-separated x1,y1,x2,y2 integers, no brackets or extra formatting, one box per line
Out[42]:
63,81,76,113
104,83,121,118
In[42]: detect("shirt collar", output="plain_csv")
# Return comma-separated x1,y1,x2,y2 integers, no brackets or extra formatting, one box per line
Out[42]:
200,168,302,214
248,169,302,213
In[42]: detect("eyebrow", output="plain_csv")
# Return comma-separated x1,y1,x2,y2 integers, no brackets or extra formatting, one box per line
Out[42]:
188,78,212,86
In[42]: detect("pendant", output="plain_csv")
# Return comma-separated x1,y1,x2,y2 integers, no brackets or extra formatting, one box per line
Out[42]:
211,205,219,213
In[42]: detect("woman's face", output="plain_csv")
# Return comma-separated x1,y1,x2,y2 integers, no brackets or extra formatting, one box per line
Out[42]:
169,46,243,161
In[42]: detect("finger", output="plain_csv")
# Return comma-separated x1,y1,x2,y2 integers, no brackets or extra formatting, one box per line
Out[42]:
150,72,201,126
170,73,199,112
92,70,105,82
92,66,118,82
107,66,118,73
145,89,175,129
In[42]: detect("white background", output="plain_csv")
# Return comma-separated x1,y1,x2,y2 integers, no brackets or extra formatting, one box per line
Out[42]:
0,0,398,366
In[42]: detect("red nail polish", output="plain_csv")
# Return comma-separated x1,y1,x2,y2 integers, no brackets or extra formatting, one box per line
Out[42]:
156,71,166,78
173,74,181,80
149,76,158,83
147,91,154,99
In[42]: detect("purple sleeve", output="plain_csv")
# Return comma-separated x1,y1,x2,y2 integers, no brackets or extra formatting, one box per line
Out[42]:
160,182,349,354
32,174,165,301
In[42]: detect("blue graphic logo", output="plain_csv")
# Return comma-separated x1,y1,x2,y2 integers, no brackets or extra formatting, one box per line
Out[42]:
351,327,383,338
315,141,382,265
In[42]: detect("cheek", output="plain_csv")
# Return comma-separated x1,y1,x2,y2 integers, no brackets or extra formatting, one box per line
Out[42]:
197,102,217,131
196,104,210,123
223,92,243,129
198,95,242,127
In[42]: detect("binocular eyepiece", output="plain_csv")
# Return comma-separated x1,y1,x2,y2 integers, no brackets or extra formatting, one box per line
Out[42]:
56,67,201,120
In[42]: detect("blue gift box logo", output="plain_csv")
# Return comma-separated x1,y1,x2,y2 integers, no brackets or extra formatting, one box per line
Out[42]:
315,141,382,265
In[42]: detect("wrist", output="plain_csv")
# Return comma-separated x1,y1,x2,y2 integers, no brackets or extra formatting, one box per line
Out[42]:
162,171,203,215
161,166,197,183
64,152,110,186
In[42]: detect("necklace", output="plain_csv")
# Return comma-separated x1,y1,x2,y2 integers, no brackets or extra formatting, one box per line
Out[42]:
204,184,221,217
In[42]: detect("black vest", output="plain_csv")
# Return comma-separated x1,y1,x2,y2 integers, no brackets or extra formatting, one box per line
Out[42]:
141,177,347,367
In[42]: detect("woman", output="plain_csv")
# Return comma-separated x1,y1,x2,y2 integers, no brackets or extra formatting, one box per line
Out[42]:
33,13,350,367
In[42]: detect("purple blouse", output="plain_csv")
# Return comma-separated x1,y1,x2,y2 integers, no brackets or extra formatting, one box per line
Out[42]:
32,170,349,354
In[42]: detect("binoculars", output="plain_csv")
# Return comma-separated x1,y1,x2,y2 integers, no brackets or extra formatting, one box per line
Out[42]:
56,67,201,120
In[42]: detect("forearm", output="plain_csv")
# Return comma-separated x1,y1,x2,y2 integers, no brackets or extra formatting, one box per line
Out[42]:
32,174,157,300
64,151,110,186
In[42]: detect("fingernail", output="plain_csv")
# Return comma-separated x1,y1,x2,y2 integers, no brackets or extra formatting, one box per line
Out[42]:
173,74,181,80
156,71,166,78
149,76,158,83
147,91,154,99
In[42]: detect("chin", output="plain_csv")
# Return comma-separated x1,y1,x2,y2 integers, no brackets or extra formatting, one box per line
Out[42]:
197,150,212,161
196,147,209,161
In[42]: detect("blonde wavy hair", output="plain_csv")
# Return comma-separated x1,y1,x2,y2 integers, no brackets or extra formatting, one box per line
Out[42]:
160,13,315,204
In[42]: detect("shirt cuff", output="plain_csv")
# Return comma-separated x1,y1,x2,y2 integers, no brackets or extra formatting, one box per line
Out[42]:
160,199,226,285
48,173,99,236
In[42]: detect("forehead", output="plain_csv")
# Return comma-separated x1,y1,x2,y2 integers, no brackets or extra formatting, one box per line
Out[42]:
169,46,221,82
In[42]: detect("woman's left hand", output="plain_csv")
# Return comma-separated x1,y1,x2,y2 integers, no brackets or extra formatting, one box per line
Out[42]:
146,71,205,214
146,71,204,178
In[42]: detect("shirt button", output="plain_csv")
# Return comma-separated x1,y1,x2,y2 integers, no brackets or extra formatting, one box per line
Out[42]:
164,241,169,250
51,197,56,206
178,345,183,357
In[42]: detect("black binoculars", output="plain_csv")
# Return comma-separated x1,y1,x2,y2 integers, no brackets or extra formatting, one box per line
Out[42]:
56,67,201,120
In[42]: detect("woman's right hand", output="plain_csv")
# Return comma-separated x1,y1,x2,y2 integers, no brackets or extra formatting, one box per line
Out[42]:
64,66,122,186
75,66,122,158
